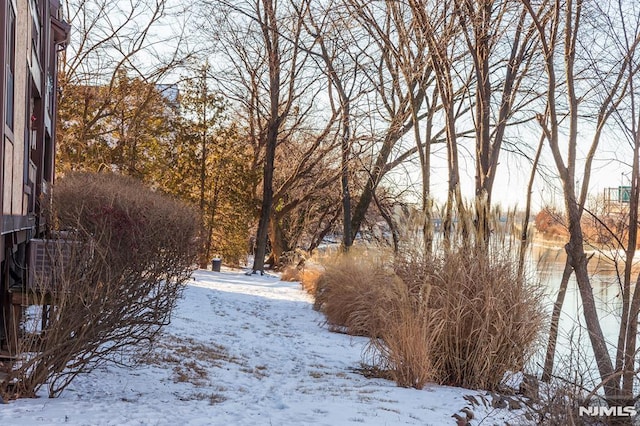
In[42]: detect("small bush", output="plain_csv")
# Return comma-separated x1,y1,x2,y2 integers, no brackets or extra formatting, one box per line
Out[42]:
299,266,323,294
314,246,544,391
403,247,544,391
280,266,300,282
534,208,568,239
314,254,434,388
3,172,199,398
364,289,435,389
313,255,398,336
280,262,324,296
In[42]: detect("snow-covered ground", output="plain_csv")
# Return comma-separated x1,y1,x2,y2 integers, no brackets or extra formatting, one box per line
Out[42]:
1,269,527,425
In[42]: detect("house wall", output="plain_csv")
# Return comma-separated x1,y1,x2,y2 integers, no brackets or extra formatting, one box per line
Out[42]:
2,0,26,225
0,0,68,351
1,0,65,241
7,0,28,219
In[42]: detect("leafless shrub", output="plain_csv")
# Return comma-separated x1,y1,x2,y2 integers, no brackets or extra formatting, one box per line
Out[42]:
313,255,397,336
526,382,586,425
314,244,544,391
524,328,631,426
407,247,545,391
2,172,199,399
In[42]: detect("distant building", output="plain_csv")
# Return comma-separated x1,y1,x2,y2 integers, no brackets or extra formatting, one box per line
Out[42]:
0,0,70,352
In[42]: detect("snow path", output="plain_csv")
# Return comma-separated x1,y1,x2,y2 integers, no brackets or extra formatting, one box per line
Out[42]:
1,269,523,425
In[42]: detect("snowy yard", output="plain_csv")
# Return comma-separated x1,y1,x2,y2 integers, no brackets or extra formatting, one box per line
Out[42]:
1,269,526,425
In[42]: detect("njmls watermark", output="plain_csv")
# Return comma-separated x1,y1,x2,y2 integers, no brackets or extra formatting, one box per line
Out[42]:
578,406,637,417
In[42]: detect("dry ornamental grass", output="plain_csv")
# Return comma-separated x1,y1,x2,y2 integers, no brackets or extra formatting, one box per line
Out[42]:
314,243,545,391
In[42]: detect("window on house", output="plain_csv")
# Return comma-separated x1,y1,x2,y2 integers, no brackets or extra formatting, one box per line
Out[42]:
30,0,41,54
5,2,16,130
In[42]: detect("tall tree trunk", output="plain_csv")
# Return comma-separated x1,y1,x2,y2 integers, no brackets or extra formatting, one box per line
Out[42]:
252,0,281,274
522,0,620,401
620,136,640,400
415,0,466,245
341,106,352,251
268,215,292,269
518,131,544,278
412,89,433,254
372,191,399,253
198,67,209,268
469,0,493,245
199,93,207,213
303,17,354,251
453,1,536,244
542,260,573,382
253,126,277,274
350,131,402,243
617,70,640,401
565,199,617,399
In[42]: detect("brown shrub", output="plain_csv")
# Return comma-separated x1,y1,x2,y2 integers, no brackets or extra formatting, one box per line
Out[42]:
280,266,301,282
299,267,323,295
405,247,545,391
534,208,568,239
363,287,435,389
312,254,434,388
313,255,397,336
315,246,544,391
3,172,199,399
280,261,324,296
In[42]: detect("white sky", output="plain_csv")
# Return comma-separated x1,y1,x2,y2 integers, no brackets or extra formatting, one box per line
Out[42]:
385,124,633,214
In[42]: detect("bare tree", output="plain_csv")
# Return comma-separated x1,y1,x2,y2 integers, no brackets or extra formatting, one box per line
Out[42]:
522,0,640,403
609,0,640,403
57,0,193,174
298,0,362,250
343,0,455,247
374,0,439,252
453,0,540,242
409,0,469,242
202,0,345,271
268,127,343,265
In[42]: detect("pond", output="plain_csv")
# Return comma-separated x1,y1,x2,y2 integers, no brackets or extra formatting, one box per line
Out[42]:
530,241,627,385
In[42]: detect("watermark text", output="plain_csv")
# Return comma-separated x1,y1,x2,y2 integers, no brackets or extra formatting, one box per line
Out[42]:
578,406,637,417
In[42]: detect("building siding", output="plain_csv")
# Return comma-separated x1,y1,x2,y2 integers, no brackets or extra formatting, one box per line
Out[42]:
0,0,68,351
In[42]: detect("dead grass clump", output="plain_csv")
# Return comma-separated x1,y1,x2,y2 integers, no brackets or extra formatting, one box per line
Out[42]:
187,392,227,405
299,265,324,295
141,335,240,369
173,360,209,386
364,292,435,389
314,255,434,388
395,247,545,391
313,256,397,336
315,245,544,392
280,257,323,295
280,266,301,282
